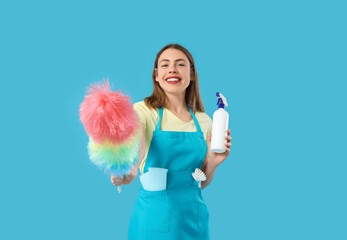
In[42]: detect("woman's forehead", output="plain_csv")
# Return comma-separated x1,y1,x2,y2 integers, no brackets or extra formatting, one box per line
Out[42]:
159,48,188,61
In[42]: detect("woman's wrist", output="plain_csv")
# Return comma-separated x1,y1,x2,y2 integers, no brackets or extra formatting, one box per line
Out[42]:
207,157,219,171
204,154,218,170
122,167,138,184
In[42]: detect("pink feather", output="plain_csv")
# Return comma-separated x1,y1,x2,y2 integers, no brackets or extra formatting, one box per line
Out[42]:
79,79,139,144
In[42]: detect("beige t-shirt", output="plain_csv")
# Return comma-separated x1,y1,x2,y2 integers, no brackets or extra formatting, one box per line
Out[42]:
133,101,212,174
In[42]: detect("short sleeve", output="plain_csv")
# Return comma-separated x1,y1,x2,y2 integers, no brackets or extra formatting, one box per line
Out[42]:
195,111,213,141
133,101,148,126
205,117,212,141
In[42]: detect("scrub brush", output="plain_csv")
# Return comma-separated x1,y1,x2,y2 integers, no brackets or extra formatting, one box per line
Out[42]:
192,168,207,188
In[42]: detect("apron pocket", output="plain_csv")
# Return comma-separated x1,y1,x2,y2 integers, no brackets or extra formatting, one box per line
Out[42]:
133,189,170,232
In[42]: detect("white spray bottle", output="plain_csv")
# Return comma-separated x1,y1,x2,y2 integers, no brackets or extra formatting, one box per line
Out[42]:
211,92,229,153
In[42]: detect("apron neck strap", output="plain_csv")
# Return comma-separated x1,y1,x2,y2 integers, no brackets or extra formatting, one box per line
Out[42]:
156,105,202,133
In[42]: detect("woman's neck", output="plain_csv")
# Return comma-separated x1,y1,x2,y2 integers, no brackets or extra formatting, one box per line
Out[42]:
165,92,188,114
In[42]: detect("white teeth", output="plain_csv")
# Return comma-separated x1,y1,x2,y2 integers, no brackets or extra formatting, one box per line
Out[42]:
166,78,180,82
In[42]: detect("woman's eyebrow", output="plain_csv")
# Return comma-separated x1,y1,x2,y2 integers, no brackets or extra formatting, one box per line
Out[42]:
159,59,187,64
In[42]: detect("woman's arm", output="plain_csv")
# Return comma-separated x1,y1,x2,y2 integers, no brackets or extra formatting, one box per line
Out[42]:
201,157,218,190
201,129,232,190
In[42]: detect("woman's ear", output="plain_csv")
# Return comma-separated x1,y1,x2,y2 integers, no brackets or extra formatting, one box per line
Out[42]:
155,68,159,82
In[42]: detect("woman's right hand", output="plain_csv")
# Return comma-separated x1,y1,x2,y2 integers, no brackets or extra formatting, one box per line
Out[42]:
110,175,124,187
111,166,138,187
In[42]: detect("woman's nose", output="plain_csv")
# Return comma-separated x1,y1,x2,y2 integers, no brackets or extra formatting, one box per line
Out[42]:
168,64,177,73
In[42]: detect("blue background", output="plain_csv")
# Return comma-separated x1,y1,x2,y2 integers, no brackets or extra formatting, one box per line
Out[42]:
0,0,346,239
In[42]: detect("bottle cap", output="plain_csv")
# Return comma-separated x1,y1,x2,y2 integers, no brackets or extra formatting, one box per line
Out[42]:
216,92,228,109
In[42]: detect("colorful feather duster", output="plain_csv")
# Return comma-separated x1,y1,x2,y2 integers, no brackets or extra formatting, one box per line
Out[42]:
79,79,141,193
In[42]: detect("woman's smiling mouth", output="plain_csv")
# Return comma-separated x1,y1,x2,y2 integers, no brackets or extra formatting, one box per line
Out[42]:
165,76,181,84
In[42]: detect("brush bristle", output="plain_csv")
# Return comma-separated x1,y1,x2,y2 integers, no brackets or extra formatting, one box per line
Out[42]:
79,79,139,144
87,129,141,177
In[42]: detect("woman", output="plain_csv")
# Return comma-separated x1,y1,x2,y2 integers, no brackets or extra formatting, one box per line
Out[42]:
111,43,232,240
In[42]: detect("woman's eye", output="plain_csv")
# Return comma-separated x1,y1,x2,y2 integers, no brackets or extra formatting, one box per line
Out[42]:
161,63,184,67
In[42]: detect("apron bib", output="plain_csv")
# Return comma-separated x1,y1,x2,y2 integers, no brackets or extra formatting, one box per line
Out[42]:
128,105,210,240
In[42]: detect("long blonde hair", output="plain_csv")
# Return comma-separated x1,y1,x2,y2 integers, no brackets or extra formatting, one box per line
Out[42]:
144,43,205,113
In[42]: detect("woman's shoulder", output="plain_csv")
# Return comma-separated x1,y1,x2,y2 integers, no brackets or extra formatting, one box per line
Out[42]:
133,101,158,113
195,111,212,125
133,101,147,111
133,101,159,125
194,111,212,139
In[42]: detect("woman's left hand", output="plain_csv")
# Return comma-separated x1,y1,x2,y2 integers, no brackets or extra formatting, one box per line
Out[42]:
206,129,232,168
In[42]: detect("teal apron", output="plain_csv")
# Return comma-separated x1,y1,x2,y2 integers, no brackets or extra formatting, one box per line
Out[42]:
128,106,210,240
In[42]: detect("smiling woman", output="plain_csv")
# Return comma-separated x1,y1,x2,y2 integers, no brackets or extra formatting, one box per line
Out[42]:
110,43,232,240
145,44,204,113
154,49,193,97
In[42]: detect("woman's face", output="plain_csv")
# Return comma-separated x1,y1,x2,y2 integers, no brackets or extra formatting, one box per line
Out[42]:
155,48,193,96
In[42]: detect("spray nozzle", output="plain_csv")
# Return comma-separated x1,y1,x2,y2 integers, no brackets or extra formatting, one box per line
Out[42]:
216,92,228,109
